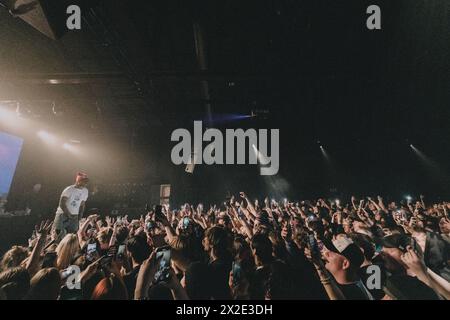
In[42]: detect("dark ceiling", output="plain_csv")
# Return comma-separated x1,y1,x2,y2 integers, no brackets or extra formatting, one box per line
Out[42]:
1,0,450,202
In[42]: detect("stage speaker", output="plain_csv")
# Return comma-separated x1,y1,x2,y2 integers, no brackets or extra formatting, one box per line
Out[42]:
185,151,198,174
185,163,195,174
7,0,98,39
149,184,171,206
159,184,171,205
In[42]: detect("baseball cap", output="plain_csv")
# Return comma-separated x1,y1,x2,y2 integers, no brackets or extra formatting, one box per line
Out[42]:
75,172,89,183
324,235,365,268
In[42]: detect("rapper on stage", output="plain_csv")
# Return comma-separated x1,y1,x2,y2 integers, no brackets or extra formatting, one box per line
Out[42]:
53,172,89,240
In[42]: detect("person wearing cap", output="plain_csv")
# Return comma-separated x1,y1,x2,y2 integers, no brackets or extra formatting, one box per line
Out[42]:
53,173,89,241
349,233,387,300
321,235,374,299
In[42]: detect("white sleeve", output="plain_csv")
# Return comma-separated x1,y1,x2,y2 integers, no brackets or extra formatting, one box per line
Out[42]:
61,186,73,198
82,189,89,201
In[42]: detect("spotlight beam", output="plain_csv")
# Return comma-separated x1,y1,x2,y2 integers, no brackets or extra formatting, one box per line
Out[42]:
320,145,331,163
37,130,57,145
410,144,446,182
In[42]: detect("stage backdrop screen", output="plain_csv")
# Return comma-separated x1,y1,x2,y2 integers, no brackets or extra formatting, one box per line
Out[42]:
0,132,23,200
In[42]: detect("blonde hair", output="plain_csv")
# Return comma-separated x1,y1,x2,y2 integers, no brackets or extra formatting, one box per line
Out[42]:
0,246,29,271
56,234,80,270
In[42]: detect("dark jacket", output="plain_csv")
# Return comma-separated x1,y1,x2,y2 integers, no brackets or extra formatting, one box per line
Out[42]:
424,231,450,282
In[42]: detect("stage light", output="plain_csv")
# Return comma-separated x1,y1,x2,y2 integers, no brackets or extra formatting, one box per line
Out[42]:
62,142,80,155
410,144,446,186
320,145,329,160
1,102,37,133
250,109,269,119
0,105,17,123
37,130,57,145
405,195,412,201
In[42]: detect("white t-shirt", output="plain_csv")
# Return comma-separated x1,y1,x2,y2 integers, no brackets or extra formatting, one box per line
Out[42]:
56,185,88,216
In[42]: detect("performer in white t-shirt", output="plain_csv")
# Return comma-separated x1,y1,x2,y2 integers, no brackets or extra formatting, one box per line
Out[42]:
53,172,89,240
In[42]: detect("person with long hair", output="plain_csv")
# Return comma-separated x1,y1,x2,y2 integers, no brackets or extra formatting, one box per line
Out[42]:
56,234,80,270
26,268,61,300
0,246,29,271
91,274,128,300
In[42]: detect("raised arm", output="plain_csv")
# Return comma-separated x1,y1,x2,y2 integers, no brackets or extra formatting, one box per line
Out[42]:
419,195,426,209
156,212,176,244
367,197,381,211
240,206,255,223
26,220,52,277
240,192,258,218
236,207,254,239
377,196,388,213
78,215,97,247
304,246,346,300
351,196,358,211
134,251,158,300
164,269,189,300
401,247,450,300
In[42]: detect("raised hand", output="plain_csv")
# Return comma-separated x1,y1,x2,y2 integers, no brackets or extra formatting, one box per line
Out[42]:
281,223,292,241
105,216,113,227
87,214,98,222
135,251,158,299
35,220,53,237
160,268,180,290
439,217,450,233
304,245,323,267
81,256,102,281
401,246,427,277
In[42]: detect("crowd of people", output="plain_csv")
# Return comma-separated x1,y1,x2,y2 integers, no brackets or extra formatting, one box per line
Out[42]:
0,192,449,300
